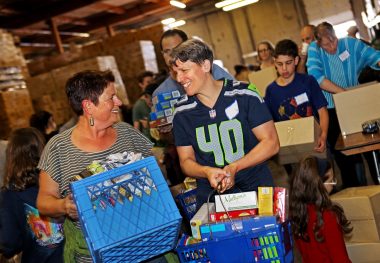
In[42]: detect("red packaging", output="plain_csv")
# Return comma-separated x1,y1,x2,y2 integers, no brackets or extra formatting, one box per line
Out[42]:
209,208,258,222
273,187,287,223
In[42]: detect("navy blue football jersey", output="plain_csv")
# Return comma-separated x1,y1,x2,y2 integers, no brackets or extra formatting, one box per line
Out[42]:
173,79,274,197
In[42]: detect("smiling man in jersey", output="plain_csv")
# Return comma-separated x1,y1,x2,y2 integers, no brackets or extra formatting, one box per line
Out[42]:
171,39,279,208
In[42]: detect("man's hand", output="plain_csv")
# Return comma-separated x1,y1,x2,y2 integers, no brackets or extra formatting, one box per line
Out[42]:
314,134,327,153
219,163,238,193
204,166,228,190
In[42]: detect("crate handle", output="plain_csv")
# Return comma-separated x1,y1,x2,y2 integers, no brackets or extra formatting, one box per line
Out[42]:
205,181,241,240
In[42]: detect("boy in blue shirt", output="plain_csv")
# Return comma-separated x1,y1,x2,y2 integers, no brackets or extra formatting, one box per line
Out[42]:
265,39,329,154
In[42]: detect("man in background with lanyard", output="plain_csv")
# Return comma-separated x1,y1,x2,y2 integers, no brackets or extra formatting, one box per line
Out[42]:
307,21,380,188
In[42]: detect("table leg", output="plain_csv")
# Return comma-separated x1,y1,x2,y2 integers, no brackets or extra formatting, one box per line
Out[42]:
373,151,380,184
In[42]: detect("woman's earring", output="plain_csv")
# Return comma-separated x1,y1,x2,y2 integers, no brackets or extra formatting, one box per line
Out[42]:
89,115,94,126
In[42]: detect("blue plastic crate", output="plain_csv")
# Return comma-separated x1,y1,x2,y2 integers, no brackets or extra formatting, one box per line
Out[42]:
176,222,293,263
176,188,197,221
71,156,182,262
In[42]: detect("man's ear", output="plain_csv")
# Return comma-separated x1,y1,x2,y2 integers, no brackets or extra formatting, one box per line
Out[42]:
295,56,300,66
202,59,212,73
82,100,93,115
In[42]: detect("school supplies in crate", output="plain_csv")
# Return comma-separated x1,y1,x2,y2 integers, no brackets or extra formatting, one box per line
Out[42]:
70,156,182,263
176,221,293,263
184,177,197,190
200,216,277,242
177,188,197,221
71,151,144,181
191,203,215,240
209,207,258,222
215,191,258,212
273,187,287,223
258,187,273,215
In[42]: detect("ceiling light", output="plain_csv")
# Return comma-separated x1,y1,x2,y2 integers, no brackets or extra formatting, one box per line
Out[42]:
170,1,186,9
215,0,243,8
168,20,186,28
222,0,259,11
362,11,380,28
161,17,176,25
11,29,90,37
19,42,70,48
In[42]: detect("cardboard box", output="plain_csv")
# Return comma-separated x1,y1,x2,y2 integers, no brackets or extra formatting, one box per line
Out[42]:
346,242,380,263
333,82,380,135
348,220,380,242
331,186,380,242
274,116,326,164
215,191,257,212
248,66,277,97
331,186,380,220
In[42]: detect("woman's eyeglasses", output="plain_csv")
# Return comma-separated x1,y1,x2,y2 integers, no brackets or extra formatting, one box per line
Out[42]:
323,177,337,185
258,48,269,53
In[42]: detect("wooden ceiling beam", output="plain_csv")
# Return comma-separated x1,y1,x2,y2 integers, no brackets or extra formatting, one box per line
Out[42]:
69,1,172,32
92,3,126,15
54,16,88,26
0,0,100,29
47,18,64,54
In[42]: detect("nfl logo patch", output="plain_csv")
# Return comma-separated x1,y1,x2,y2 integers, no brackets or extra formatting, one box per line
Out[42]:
209,109,216,119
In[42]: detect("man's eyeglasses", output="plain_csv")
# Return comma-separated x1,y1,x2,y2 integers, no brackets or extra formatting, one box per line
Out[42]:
323,178,337,185
161,49,172,55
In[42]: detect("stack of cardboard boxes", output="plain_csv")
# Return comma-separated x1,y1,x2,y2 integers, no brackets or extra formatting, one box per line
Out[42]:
329,78,380,263
0,30,34,139
332,186,380,263
26,56,127,126
0,88,34,139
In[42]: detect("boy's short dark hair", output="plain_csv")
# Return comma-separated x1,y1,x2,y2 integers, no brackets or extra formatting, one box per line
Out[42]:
234,64,248,75
144,82,159,96
160,29,188,50
274,39,299,58
137,71,154,84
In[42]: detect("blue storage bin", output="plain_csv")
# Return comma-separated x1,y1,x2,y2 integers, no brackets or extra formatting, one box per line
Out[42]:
176,222,293,263
71,156,182,262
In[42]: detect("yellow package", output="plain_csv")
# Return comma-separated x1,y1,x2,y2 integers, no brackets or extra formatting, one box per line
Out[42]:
184,177,197,190
258,187,273,215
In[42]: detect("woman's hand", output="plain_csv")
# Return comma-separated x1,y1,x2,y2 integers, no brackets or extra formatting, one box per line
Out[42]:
64,194,78,220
